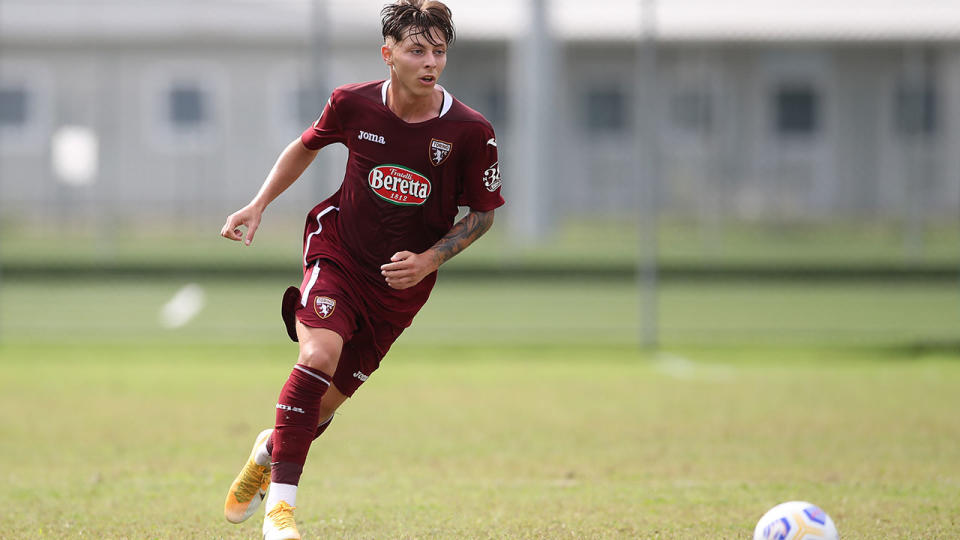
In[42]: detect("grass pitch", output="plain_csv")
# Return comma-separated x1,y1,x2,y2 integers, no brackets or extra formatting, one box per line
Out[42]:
1,343,959,538
2,276,957,346
1,276,959,538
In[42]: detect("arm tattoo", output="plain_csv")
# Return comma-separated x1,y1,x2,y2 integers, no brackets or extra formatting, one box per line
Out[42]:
431,210,495,267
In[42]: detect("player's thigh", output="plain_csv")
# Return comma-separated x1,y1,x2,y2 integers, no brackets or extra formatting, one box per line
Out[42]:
330,322,405,398
296,321,344,375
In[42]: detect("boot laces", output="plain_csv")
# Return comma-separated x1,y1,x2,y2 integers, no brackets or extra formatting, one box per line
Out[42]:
267,501,297,530
233,460,266,502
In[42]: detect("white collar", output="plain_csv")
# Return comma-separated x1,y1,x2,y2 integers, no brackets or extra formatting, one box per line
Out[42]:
381,79,453,118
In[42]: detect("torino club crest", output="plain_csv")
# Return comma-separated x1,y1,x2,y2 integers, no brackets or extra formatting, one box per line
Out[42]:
314,296,336,319
429,138,452,166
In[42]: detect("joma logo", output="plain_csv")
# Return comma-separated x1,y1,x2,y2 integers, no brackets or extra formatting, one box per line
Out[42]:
276,403,305,414
358,130,386,144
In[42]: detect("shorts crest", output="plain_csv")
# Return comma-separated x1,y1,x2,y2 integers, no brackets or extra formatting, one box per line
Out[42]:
313,296,336,319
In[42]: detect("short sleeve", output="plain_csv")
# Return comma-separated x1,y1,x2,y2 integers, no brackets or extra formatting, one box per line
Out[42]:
457,123,505,212
300,91,348,150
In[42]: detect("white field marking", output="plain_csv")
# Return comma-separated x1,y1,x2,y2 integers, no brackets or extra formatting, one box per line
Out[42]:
654,352,736,382
654,352,695,379
159,283,206,329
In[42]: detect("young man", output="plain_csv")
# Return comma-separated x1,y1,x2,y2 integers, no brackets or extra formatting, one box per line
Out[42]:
219,1,504,538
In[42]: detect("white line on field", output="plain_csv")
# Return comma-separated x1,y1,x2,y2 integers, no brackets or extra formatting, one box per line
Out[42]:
654,352,736,381
159,283,206,329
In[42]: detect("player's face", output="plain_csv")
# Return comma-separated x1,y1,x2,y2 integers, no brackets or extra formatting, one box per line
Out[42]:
384,27,447,98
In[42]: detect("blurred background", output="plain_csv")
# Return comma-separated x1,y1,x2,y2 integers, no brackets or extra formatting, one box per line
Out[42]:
1,0,958,347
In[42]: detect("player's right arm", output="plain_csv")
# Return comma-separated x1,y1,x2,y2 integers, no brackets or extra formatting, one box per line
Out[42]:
220,139,319,246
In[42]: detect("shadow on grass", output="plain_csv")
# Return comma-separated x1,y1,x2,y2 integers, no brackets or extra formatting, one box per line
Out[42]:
880,339,960,359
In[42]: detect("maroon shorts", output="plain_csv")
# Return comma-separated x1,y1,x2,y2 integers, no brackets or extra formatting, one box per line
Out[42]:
293,259,405,397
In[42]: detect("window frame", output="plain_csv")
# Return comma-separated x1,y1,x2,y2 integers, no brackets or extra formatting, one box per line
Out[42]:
143,62,226,153
893,76,938,138
773,82,821,138
583,84,630,134
267,61,322,143
0,61,53,155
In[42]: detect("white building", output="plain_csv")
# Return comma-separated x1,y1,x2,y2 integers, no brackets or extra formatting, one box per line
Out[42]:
1,0,958,238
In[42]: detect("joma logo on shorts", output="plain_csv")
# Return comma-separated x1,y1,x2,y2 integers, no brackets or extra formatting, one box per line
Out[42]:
276,403,305,414
353,371,369,382
358,130,386,144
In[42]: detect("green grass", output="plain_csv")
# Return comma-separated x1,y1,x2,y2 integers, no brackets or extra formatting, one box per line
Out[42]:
1,277,959,538
2,277,957,346
2,218,958,270
1,343,959,538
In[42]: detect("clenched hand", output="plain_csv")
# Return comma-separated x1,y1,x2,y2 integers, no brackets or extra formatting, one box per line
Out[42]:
380,251,438,290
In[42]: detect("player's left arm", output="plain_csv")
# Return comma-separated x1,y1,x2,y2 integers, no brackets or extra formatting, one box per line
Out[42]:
380,209,495,290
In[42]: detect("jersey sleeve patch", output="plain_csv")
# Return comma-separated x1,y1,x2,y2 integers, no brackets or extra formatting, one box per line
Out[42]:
482,161,501,192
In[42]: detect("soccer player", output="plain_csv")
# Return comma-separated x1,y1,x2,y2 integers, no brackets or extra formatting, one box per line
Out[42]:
219,1,504,538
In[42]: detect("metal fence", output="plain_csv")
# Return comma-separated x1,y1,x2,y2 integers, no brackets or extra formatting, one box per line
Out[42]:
1,1,958,348
1,0,958,258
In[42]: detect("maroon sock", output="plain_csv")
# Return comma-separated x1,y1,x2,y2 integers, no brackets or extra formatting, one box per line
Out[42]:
270,364,331,485
267,415,334,455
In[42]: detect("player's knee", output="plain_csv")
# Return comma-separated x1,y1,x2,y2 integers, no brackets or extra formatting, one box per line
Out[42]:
297,340,340,376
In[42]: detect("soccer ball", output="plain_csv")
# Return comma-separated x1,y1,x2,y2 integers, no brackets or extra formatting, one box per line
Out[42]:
753,501,839,540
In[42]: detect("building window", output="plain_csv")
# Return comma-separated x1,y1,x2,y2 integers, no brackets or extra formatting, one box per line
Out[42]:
169,85,207,128
0,66,51,154
775,84,818,136
144,64,224,152
266,64,321,141
670,87,712,135
895,80,937,137
585,87,628,133
0,87,29,128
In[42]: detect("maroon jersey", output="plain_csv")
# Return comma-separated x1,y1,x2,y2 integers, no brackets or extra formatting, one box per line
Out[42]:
299,80,504,325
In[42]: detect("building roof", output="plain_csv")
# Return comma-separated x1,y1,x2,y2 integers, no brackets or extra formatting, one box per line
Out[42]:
2,0,959,44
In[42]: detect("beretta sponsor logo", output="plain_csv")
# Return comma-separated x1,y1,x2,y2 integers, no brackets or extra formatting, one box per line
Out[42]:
368,164,432,206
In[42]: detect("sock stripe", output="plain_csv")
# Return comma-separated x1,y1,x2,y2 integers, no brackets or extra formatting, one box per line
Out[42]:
293,364,331,386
